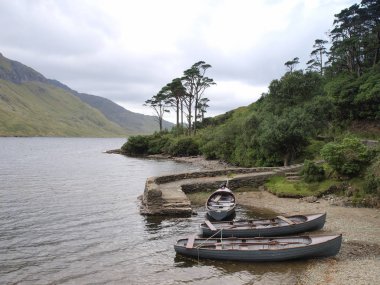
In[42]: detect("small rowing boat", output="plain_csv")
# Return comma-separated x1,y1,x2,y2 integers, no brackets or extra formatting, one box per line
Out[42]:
206,184,236,221
174,234,342,262
200,213,326,237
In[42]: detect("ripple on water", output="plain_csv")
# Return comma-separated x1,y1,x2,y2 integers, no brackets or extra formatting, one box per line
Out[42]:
1,138,309,284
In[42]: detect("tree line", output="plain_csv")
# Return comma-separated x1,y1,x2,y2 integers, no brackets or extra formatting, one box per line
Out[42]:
121,0,379,206
144,61,215,134
124,0,379,167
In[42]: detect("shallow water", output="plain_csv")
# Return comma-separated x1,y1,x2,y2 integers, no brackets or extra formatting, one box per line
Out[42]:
0,137,309,285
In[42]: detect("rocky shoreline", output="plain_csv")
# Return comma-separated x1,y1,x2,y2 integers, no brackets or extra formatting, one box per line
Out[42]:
178,156,380,285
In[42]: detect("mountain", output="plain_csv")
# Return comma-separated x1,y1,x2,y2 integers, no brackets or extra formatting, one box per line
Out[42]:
44,78,173,134
73,92,173,135
0,53,173,137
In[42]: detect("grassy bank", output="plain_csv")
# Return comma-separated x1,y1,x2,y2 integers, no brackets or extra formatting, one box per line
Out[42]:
264,175,379,208
265,176,337,198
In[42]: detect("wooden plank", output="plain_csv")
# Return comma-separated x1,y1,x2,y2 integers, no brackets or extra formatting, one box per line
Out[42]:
204,220,217,231
277,215,295,225
213,195,222,202
186,235,196,249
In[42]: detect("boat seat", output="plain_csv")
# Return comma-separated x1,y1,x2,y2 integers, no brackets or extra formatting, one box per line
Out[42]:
186,235,196,249
277,215,295,225
205,220,217,231
213,195,222,202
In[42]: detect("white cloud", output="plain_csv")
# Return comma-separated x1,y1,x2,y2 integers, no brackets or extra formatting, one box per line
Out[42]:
0,0,357,123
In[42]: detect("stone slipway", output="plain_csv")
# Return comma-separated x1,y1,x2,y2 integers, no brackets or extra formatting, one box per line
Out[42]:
140,164,303,216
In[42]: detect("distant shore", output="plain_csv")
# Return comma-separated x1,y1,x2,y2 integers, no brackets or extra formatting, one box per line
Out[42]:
104,149,122,154
108,152,236,170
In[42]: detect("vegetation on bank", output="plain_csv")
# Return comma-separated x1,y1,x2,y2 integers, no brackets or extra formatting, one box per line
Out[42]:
122,0,380,207
265,176,338,198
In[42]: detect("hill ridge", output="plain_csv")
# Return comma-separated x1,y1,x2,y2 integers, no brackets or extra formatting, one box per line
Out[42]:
0,53,173,136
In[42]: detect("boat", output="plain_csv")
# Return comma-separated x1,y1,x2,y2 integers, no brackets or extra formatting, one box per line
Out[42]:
174,234,342,262
206,184,236,221
200,213,326,238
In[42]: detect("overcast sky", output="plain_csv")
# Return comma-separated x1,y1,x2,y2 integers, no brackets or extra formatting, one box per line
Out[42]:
0,0,356,122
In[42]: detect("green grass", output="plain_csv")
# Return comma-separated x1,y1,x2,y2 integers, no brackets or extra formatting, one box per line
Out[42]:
0,80,128,137
186,192,211,206
265,176,338,198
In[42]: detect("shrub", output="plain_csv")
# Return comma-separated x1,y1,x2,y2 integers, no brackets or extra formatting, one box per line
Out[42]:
302,160,325,182
121,135,149,155
320,137,371,177
364,175,380,196
147,134,172,154
302,140,326,160
200,139,218,159
363,154,380,197
168,137,200,156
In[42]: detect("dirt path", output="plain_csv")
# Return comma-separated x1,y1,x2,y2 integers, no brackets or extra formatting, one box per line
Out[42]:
237,190,380,285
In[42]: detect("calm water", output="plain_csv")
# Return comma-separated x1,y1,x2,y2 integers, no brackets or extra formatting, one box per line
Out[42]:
0,138,308,285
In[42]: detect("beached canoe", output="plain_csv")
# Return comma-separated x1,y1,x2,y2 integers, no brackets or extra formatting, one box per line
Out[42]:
174,234,342,262
206,186,236,221
200,213,326,237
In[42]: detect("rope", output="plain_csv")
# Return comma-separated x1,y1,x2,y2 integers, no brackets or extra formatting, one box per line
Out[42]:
194,228,224,249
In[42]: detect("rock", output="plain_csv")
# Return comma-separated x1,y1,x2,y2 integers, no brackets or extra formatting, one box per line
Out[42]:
325,185,338,195
104,149,122,154
258,185,266,191
302,196,318,203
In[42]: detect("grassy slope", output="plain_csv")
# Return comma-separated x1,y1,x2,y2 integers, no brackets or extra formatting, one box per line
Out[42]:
265,176,337,197
75,92,173,135
0,79,127,137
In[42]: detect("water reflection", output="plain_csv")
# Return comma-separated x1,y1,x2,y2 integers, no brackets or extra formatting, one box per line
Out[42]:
173,253,308,284
1,138,313,285
142,205,282,239
172,255,306,285
169,204,309,284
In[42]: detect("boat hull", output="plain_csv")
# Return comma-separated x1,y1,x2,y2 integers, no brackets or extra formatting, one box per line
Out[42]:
207,207,236,221
200,213,326,237
174,234,342,262
206,188,236,221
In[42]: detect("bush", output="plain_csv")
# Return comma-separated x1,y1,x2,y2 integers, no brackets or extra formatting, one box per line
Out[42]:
364,154,380,197
147,134,172,154
200,139,218,159
364,175,380,196
302,140,326,160
302,160,325,182
121,135,149,155
320,137,371,177
168,137,200,156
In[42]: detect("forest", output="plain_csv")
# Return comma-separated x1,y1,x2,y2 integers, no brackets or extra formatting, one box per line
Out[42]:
122,0,379,206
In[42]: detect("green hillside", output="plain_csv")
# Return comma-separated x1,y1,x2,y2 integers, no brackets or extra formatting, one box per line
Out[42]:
0,52,173,137
74,92,173,135
0,79,126,137
121,0,380,206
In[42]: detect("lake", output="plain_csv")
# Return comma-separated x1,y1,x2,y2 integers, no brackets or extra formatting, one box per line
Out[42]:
0,137,307,284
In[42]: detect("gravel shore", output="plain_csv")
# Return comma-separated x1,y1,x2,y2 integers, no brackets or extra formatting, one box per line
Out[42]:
180,156,380,285
237,190,380,285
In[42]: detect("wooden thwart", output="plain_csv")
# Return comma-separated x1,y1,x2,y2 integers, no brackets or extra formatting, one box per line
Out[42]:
277,215,295,225
204,220,217,231
213,195,222,202
186,235,196,249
